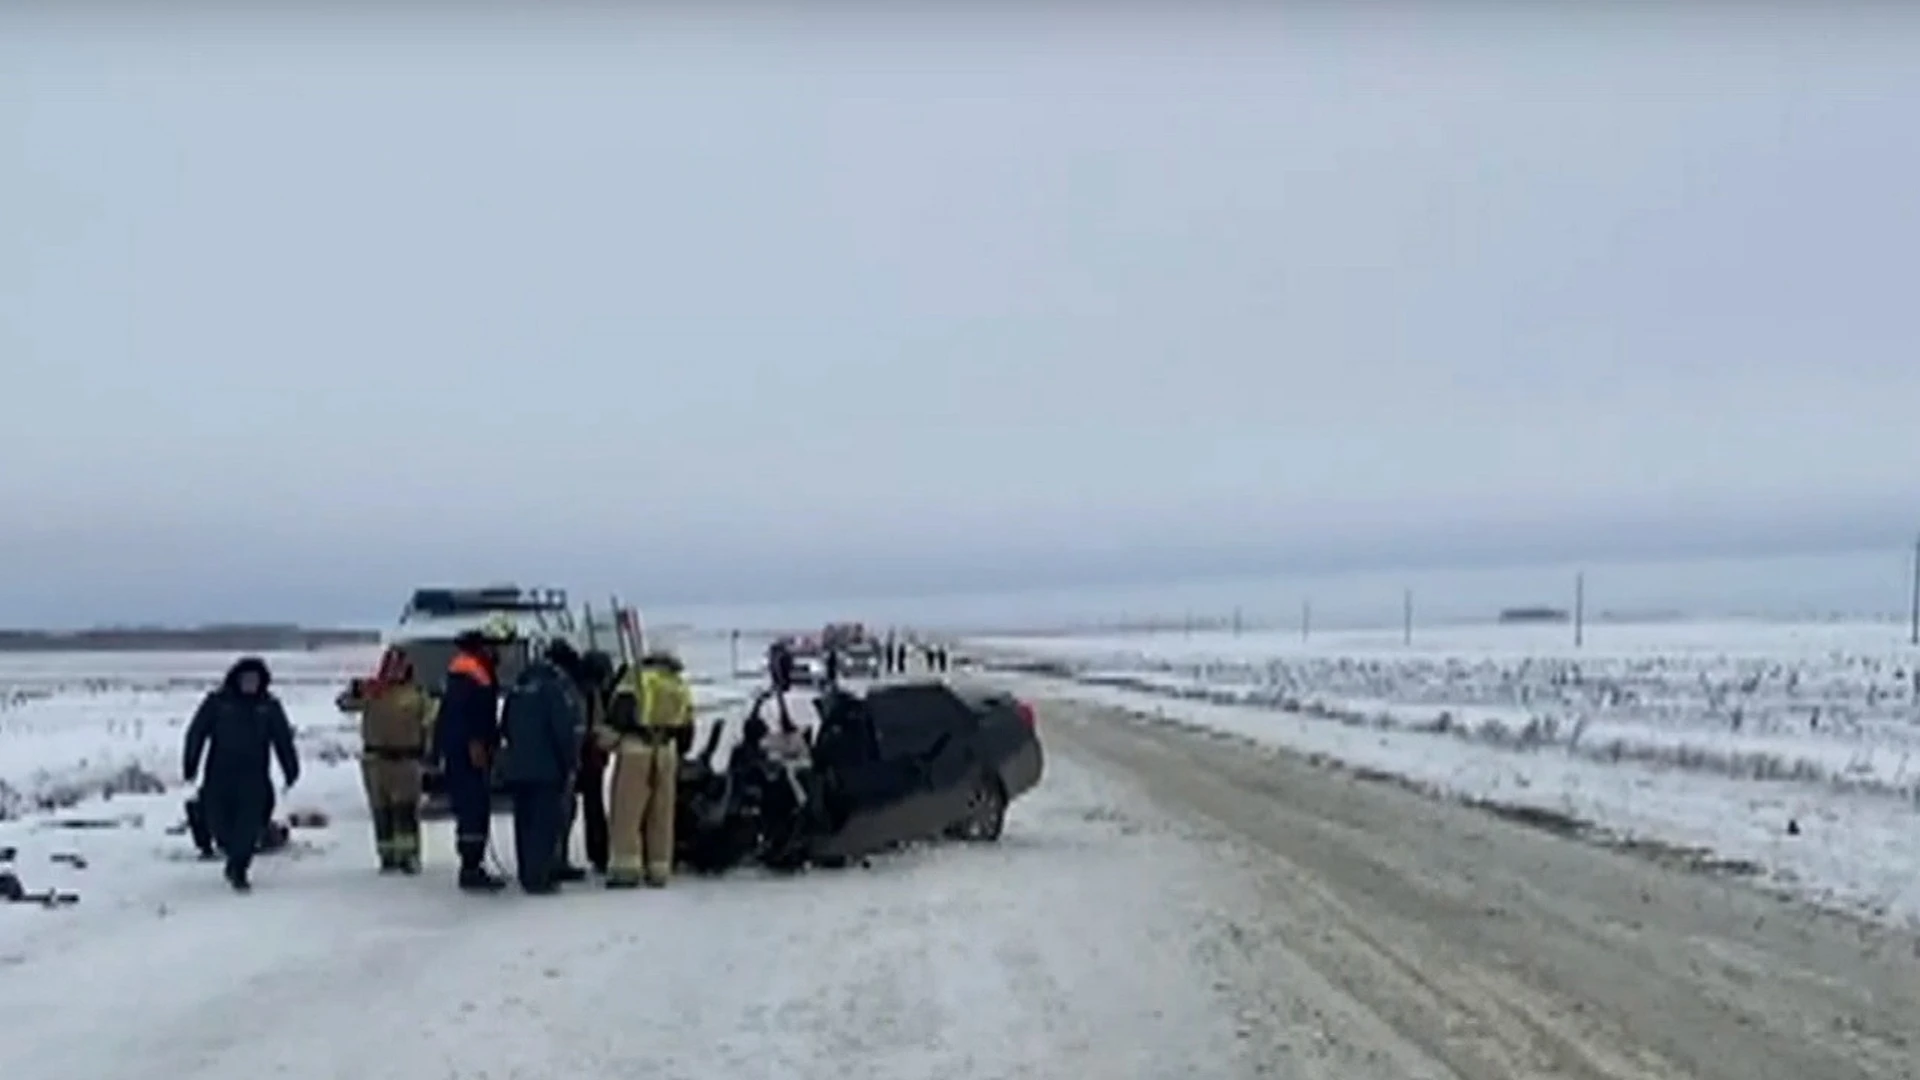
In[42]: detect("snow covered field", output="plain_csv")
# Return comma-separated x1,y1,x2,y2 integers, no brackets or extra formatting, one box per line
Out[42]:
0,649,373,823
969,619,1920,927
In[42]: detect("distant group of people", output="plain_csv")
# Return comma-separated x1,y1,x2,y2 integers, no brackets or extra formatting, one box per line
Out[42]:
879,635,951,675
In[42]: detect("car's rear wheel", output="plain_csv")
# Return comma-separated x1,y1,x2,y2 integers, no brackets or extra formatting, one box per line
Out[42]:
952,775,1007,842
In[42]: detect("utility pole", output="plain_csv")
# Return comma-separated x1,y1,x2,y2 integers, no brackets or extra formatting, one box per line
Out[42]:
1909,534,1919,647
1232,606,1243,637
1402,588,1414,646
1574,571,1586,649
730,628,741,674
1301,599,1312,643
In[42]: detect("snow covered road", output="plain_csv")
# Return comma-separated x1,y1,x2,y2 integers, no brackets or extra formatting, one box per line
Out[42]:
0,733,1263,1080
1041,692,1920,1080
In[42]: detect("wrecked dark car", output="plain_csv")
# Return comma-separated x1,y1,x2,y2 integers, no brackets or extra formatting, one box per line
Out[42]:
675,679,1045,875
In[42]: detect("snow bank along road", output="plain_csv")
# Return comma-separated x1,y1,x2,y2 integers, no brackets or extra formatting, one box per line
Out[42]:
976,621,1920,926
1033,691,1920,1080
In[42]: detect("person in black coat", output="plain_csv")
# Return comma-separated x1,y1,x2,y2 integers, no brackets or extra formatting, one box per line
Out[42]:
500,640,587,894
182,656,300,892
558,649,616,878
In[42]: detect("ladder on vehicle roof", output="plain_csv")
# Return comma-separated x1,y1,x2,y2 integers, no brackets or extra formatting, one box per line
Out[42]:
399,584,578,636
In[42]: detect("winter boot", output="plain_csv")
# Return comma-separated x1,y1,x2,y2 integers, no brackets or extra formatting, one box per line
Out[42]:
224,862,252,893
456,842,505,892
554,864,588,883
459,864,506,892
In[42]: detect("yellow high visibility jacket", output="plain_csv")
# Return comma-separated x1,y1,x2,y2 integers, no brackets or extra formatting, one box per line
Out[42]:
610,666,694,733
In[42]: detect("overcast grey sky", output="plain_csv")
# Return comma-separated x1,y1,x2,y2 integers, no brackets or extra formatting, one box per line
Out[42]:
4,8,1919,626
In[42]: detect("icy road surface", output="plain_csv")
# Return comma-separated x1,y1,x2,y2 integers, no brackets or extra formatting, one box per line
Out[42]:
0,736,1261,1079
1039,693,1920,1080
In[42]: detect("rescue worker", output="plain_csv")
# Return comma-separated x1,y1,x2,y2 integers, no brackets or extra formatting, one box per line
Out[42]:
558,649,616,878
182,656,300,892
745,678,816,820
349,648,431,873
749,651,822,756
768,639,796,690
437,620,513,893
604,649,695,888
500,639,586,894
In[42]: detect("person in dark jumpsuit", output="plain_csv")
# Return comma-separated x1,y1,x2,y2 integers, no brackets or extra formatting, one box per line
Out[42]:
557,649,616,878
500,639,586,895
437,628,510,892
182,656,300,892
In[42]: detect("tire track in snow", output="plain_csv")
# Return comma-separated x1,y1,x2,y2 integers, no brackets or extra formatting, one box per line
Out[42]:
1040,692,1920,1080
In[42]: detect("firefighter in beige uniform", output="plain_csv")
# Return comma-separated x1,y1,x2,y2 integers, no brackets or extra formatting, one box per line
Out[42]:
604,651,695,888
338,646,432,873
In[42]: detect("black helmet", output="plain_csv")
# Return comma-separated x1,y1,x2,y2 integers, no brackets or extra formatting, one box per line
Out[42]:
640,649,683,674
581,650,615,685
544,638,582,675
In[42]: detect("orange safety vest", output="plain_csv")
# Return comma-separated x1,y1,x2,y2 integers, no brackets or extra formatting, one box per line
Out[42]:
448,652,494,688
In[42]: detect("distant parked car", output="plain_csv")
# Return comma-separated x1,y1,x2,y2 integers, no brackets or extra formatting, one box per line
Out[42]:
787,652,829,687
835,642,883,679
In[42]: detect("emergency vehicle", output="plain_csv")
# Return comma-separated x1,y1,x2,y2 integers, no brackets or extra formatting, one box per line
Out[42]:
345,584,645,812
